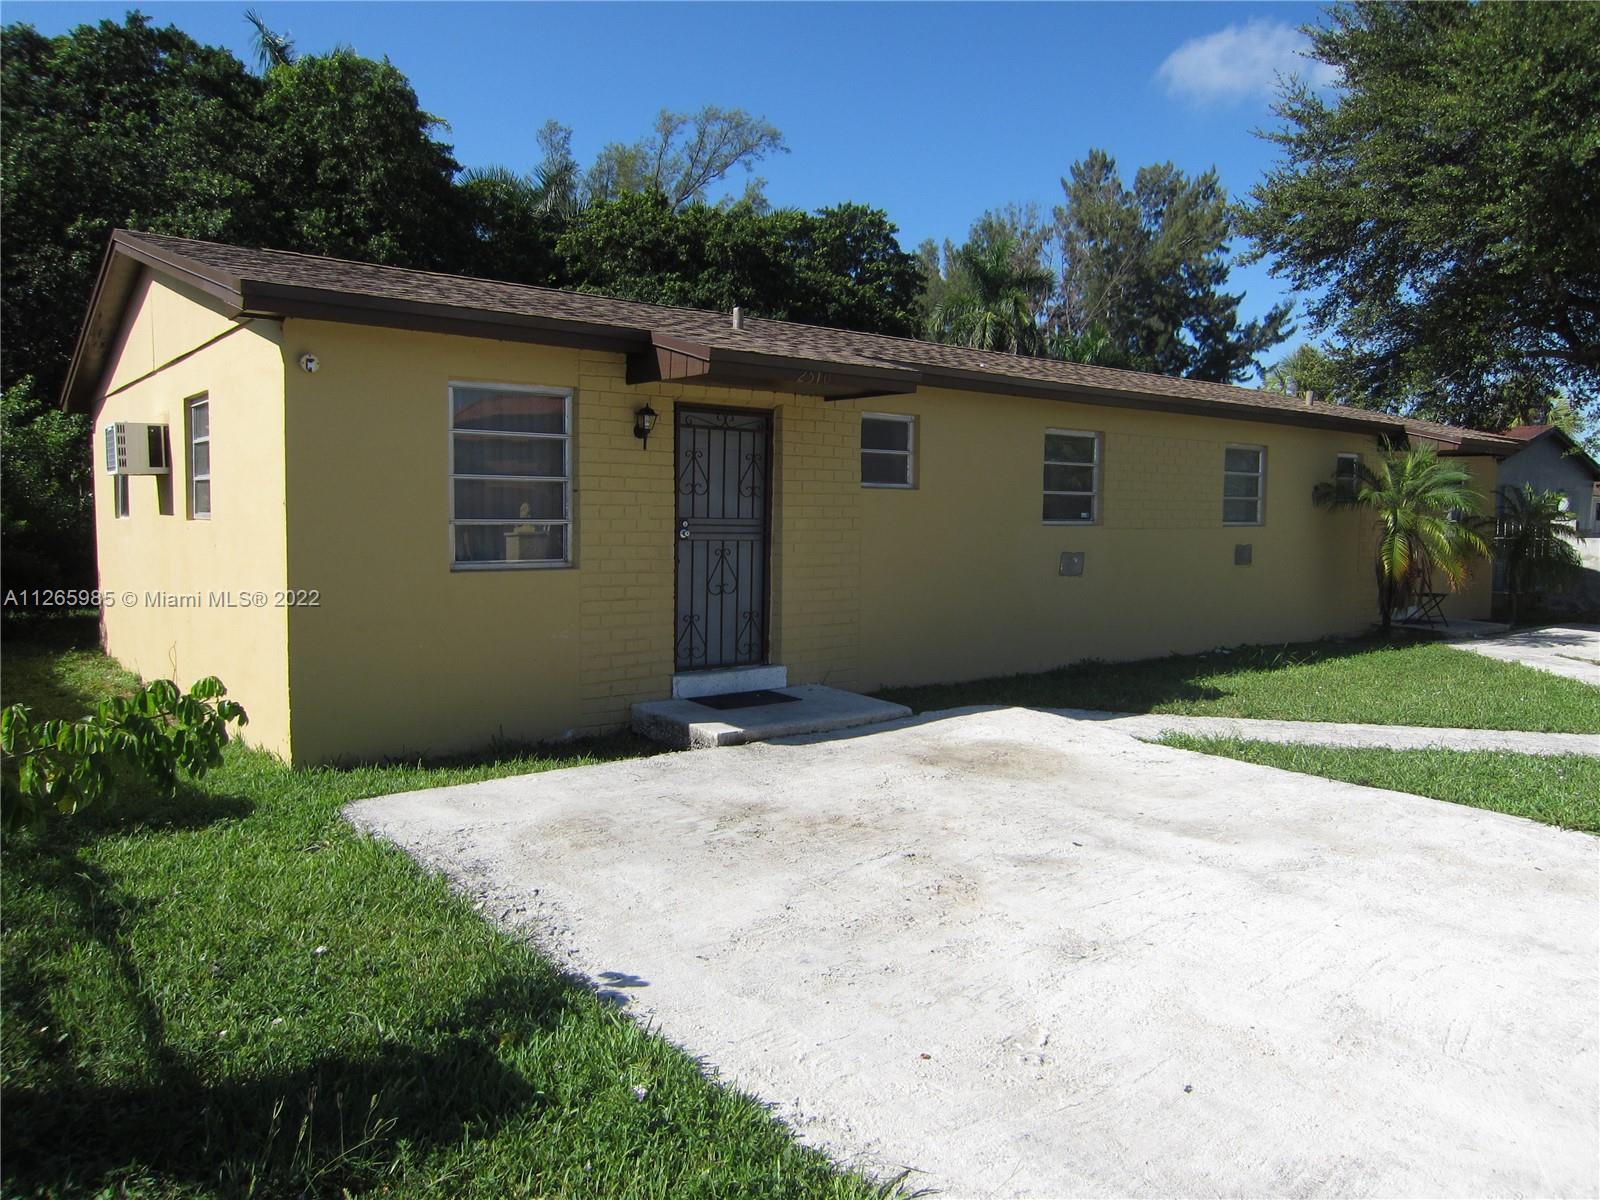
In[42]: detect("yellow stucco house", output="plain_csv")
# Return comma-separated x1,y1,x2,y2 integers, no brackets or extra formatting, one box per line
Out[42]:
65,231,1514,764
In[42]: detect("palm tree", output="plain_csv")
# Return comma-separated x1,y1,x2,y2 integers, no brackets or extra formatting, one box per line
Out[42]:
1494,484,1582,625
1314,444,1490,634
244,9,296,72
926,236,1053,356
1047,323,1130,369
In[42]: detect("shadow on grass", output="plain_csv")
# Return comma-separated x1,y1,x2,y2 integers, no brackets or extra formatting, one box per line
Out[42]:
3,980,560,1197
873,633,1427,715
4,824,568,1196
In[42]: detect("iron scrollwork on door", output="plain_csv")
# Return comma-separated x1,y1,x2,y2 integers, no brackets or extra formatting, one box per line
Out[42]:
675,408,771,672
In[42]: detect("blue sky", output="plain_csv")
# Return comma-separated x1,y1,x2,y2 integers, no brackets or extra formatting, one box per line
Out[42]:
10,1,1332,357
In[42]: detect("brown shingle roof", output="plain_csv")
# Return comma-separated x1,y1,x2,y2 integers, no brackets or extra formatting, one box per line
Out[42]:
1500,424,1556,442
67,230,1518,453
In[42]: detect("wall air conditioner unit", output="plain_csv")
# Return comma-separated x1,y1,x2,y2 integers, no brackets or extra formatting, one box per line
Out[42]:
104,422,170,475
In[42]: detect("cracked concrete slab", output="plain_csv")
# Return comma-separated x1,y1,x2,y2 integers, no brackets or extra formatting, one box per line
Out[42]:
346,708,1600,1199
1446,624,1600,687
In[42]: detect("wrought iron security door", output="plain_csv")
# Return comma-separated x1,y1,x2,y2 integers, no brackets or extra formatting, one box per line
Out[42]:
674,406,772,671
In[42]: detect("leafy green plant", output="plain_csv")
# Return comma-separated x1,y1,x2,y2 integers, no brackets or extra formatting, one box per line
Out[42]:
1312,444,1490,634
1241,2,1600,422
1,676,246,831
1495,484,1584,624
1,376,92,592
924,232,1056,355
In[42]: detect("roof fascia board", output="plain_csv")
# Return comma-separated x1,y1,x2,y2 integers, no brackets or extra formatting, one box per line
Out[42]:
914,368,1406,436
631,334,920,397
238,280,650,355
110,231,245,311
60,248,137,410
704,343,920,388
63,233,246,410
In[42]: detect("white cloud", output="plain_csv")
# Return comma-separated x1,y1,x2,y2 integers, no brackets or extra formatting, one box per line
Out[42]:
1157,20,1339,105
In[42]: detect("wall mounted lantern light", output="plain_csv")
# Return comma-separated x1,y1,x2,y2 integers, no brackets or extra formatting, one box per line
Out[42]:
633,403,658,449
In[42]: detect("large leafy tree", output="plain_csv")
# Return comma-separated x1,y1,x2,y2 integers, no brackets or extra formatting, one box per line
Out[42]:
1,14,263,398
250,50,465,269
580,106,786,210
555,192,921,336
1055,150,1291,383
1241,1,1600,424
0,379,92,591
456,165,566,286
1313,444,1489,633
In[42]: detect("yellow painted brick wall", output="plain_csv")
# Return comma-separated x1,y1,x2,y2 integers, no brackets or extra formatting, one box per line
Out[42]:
91,275,293,757
104,286,1494,764
281,324,859,760
1437,454,1498,621
567,358,861,730
839,387,1389,689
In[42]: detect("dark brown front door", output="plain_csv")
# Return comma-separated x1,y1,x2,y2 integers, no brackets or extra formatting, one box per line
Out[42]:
674,406,772,672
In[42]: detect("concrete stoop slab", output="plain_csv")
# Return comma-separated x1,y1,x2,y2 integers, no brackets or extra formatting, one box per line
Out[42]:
632,684,910,748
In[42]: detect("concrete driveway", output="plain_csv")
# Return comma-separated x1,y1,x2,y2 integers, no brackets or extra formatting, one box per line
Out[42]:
1449,623,1600,686
348,709,1599,1198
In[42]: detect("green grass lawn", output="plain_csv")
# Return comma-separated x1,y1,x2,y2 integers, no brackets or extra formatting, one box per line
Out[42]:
1,621,889,1199
1157,735,1600,833
876,636,1600,733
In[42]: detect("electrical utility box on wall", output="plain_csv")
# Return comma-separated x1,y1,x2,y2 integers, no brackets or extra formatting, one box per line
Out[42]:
104,423,170,475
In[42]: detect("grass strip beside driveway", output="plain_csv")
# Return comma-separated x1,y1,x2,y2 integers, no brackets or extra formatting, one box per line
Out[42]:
878,637,1600,733
1158,735,1600,834
1,625,889,1199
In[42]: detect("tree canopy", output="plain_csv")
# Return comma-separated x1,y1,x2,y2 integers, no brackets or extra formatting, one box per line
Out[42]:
1056,150,1291,383
580,106,786,210
555,193,920,336
249,50,465,269
0,11,923,590
1,14,262,396
1262,344,1346,403
920,155,1288,381
1241,1,1600,424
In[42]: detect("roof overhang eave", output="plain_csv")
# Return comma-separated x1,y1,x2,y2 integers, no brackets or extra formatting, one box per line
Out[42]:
238,280,652,355
914,365,1409,436
627,333,922,399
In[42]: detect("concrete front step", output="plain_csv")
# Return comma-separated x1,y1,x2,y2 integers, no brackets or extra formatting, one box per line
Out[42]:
633,684,911,749
671,664,788,699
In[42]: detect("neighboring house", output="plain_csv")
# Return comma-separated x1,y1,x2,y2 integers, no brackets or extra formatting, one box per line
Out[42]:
1496,424,1600,536
1494,424,1600,612
64,232,1515,763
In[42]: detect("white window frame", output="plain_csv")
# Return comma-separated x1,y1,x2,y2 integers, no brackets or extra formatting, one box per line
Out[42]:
188,395,210,520
114,473,130,519
448,381,573,570
1223,443,1266,526
860,412,915,489
1043,429,1101,525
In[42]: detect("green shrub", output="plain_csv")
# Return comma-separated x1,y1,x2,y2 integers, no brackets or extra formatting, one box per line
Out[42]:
1,677,246,831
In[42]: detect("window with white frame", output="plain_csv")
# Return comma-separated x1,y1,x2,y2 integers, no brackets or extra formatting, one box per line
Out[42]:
1043,430,1100,523
1333,452,1361,501
188,396,210,519
1223,445,1265,525
450,382,571,567
114,474,130,519
861,413,914,487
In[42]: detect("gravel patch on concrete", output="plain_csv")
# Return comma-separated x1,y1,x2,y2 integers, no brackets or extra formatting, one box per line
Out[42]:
1446,624,1600,687
1047,709,1600,756
346,708,1600,1199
